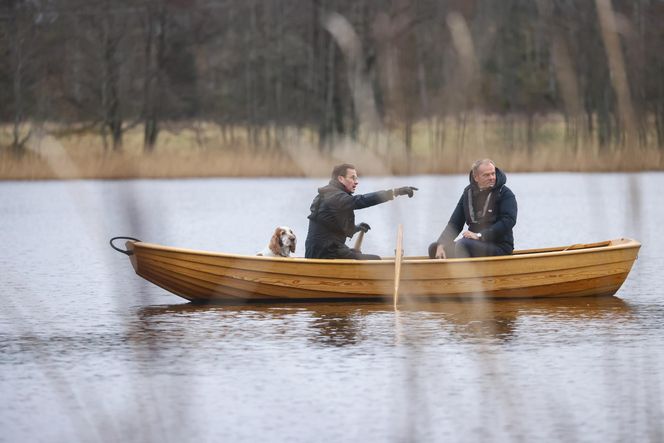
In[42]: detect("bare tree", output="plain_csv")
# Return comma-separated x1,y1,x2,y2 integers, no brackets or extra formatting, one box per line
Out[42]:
4,0,41,152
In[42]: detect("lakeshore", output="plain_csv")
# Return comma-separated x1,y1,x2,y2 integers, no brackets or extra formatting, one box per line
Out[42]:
2,119,662,179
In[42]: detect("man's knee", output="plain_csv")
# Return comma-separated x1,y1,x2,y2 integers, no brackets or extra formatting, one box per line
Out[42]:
455,238,507,258
349,248,381,260
336,244,381,260
455,237,484,257
428,242,438,259
354,252,381,260
454,239,471,258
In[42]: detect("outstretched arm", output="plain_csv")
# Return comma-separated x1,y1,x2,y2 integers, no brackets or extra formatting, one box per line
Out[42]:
342,186,419,211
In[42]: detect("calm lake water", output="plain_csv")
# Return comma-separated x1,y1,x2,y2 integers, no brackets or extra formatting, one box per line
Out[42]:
1,173,663,442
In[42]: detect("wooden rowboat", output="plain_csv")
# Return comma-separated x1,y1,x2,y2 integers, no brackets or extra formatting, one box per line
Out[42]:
111,237,640,303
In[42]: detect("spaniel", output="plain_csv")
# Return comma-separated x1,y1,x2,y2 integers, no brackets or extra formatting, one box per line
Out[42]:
257,226,297,257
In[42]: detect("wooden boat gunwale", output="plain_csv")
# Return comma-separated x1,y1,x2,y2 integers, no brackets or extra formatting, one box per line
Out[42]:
127,237,638,264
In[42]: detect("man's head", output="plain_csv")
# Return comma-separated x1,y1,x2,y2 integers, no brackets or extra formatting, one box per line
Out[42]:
472,159,496,190
332,163,358,193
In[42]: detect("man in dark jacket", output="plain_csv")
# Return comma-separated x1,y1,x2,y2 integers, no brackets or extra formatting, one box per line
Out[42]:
305,163,418,259
429,159,517,259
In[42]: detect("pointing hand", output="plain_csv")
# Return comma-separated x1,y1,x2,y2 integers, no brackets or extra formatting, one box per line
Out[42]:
394,186,418,198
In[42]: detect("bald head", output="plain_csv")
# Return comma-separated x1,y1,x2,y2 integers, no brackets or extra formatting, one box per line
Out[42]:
471,159,495,175
471,159,497,190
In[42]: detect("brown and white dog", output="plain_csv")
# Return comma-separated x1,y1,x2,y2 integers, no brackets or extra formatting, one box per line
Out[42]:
257,226,297,257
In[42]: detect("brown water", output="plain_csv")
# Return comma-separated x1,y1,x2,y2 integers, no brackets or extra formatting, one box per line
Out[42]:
1,174,662,442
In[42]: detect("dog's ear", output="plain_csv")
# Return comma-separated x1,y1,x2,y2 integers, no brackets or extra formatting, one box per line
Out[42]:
289,235,296,253
269,228,282,255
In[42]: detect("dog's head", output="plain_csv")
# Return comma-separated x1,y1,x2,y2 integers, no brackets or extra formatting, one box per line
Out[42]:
269,226,297,256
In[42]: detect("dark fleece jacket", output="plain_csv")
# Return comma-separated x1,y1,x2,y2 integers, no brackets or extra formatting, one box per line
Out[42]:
438,167,517,254
305,179,393,258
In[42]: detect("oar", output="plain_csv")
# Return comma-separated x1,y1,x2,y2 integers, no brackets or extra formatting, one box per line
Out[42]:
353,230,365,252
393,224,404,309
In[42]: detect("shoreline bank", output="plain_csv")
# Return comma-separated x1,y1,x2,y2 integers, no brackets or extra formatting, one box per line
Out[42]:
2,145,662,180
2,122,662,179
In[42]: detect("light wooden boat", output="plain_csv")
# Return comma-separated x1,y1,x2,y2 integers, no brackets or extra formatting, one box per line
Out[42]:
111,237,640,303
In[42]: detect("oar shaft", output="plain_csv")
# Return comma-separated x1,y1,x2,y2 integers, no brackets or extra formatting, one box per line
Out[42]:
393,224,404,308
353,230,365,252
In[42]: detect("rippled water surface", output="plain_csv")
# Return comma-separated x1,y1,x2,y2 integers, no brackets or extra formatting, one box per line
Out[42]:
1,173,663,442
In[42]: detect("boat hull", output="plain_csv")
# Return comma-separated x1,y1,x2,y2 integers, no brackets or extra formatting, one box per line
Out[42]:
123,238,640,303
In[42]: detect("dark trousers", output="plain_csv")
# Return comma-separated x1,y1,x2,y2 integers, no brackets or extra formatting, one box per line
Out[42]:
337,246,381,260
428,238,508,258
307,241,381,260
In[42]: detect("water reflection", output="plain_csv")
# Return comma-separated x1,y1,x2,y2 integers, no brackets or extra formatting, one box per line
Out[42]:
136,296,633,346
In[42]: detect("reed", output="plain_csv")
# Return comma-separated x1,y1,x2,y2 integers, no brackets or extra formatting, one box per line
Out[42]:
0,116,661,180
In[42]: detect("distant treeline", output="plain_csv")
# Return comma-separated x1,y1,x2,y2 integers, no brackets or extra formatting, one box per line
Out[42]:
1,0,663,154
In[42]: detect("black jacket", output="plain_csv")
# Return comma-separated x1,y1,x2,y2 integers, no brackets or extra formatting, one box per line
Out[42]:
305,180,393,258
438,167,517,254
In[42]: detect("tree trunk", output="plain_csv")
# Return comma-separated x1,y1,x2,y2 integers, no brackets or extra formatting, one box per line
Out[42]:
100,12,123,151
9,3,30,154
142,3,166,152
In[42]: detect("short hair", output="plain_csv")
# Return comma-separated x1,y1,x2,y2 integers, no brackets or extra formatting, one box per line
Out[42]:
471,158,495,175
331,163,356,179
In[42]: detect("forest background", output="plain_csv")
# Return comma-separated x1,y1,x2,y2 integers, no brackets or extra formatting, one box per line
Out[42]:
1,0,663,179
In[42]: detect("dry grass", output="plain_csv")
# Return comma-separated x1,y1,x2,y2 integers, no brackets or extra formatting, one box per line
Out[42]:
1,117,662,180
